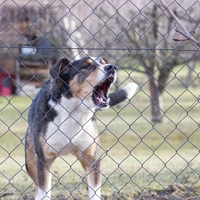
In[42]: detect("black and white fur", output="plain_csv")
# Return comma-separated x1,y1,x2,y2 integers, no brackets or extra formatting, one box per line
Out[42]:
25,57,138,200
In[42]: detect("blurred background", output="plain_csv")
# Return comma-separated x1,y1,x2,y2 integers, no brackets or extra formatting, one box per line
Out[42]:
0,0,200,199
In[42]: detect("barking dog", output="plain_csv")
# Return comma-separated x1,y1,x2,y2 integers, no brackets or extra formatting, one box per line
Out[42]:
25,57,138,200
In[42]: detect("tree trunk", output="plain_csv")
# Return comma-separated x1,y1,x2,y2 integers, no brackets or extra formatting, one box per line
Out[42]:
185,62,196,87
149,66,171,123
149,76,164,122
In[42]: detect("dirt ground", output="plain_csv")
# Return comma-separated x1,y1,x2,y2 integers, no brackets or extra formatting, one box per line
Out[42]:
133,184,200,200
1,184,199,199
18,185,200,200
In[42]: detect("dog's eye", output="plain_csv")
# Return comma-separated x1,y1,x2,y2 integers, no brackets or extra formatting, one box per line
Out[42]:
83,65,91,69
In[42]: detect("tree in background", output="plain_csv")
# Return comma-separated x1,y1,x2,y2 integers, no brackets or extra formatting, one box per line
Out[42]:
113,3,196,122
82,0,200,122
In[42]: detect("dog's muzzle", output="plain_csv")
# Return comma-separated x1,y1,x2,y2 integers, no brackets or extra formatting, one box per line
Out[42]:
92,64,116,108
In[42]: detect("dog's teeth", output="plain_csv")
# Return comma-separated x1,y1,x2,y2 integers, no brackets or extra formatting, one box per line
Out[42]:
96,96,106,104
100,97,105,103
97,97,103,103
96,97,100,101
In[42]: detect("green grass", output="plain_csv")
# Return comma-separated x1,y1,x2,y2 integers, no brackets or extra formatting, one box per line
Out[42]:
0,68,200,199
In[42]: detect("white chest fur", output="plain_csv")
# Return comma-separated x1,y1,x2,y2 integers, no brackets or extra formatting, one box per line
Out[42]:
45,97,96,155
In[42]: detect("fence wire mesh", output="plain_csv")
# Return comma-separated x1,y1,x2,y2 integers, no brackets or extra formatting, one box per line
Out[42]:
0,0,200,199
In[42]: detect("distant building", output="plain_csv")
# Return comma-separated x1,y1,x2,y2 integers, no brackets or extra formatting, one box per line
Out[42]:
0,0,82,95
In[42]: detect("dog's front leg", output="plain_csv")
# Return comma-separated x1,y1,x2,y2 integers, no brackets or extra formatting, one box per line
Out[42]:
86,158,101,200
76,145,101,200
25,135,52,200
34,155,55,200
34,143,57,200
36,163,52,200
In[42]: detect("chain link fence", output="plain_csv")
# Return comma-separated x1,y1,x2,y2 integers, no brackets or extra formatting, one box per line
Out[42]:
0,0,200,199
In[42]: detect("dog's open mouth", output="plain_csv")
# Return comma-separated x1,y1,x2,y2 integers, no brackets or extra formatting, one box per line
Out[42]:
92,76,114,108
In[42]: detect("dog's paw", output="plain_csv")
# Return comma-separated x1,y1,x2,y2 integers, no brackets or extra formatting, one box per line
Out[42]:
123,82,138,100
108,82,138,107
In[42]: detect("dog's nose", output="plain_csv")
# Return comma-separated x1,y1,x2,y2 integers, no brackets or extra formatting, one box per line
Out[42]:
105,64,116,72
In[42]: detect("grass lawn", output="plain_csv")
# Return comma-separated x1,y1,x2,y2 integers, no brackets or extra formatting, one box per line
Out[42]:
0,67,200,199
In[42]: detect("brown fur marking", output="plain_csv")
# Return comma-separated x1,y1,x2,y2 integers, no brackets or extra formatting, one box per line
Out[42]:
101,59,107,65
25,135,38,183
87,59,93,65
70,67,99,100
76,144,101,187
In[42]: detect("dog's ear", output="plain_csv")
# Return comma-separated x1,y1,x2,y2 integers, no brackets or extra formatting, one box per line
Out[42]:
50,58,71,79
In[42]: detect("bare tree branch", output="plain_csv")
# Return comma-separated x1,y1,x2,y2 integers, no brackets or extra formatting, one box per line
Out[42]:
159,0,200,47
